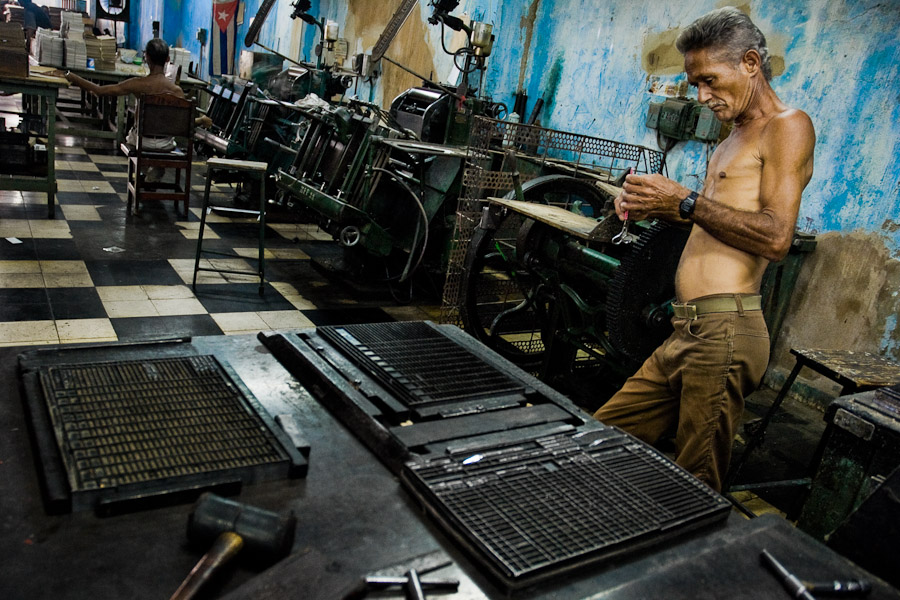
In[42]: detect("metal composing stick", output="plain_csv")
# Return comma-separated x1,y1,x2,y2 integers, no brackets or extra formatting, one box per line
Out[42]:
612,168,638,244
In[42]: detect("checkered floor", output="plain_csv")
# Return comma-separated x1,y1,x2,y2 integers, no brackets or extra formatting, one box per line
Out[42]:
0,94,440,347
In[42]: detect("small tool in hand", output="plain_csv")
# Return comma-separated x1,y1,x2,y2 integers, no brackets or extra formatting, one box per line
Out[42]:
612,168,638,245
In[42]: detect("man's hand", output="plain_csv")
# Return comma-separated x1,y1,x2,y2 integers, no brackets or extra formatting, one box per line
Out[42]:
619,173,692,222
195,115,213,129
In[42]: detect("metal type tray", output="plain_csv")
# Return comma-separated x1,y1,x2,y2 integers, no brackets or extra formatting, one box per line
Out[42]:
22,353,307,513
402,428,732,591
317,321,529,408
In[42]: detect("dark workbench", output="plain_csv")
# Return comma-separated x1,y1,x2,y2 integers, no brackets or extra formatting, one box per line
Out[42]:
1,333,897,600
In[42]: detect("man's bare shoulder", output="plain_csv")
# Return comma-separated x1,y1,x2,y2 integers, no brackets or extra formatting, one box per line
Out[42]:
763,108,815,145
121,75,184,97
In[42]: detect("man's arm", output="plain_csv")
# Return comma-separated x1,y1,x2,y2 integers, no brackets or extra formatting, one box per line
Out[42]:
616,110,815,262
64,72,139,96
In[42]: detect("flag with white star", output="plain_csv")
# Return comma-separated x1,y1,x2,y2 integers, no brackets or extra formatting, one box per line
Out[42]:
210,0,238,75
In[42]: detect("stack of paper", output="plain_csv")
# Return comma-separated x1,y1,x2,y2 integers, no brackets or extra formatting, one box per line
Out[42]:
61,11,85,39
0,22,27,77
65,38,85,68
4,5,24,25
35,29,64,67
48,7,62,30
171,47,192,76
85,34,116,70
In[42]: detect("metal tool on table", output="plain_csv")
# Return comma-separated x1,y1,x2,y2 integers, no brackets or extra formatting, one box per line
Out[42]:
761,549,873,599
761,549,817,600
341,549,460,600
169,492,297,600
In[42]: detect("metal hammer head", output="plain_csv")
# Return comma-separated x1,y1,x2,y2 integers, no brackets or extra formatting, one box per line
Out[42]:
187,492,296,564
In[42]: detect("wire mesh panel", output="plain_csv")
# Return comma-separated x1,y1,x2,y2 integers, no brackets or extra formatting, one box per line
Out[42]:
403,429,730,588
440,116,664,328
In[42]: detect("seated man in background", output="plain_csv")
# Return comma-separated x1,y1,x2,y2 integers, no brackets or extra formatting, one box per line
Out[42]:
59,39,211,179
20,0,51,48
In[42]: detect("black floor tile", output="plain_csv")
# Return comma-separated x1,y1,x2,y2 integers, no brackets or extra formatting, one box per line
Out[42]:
110,314,223,341
58,192,122,205
0,204,28,219
55,169,80,180
85,259,183,286
47,287,106,320
72,223,197,261
0,289,52,321
0,239,36,260
108,180,129,194
32,238,81,260
203,222,279,242
301,307,396,327
193,283,295,313
85,147,123,157
96,164,129,173
264,259,316,283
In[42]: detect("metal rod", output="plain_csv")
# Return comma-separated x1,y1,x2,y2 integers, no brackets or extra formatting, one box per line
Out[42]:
761,549,816,600
381,55,463,101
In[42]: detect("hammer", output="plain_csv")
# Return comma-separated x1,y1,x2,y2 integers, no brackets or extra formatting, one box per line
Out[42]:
169,492,297,600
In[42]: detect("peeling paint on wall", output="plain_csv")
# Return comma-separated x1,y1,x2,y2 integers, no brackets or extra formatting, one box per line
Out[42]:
517,0,540,92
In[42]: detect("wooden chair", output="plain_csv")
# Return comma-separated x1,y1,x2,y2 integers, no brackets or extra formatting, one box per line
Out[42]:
120,93,195,216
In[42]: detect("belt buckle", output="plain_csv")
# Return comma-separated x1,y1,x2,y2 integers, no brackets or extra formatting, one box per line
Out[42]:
674,302,698,320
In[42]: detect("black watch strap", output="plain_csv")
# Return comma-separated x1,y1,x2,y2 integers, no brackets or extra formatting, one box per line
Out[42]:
679,191,699,220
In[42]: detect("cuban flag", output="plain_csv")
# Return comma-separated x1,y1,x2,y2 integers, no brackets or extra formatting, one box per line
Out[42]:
211,0,238,75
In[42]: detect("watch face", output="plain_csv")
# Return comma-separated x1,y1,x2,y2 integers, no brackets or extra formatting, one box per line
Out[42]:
680,193,697,219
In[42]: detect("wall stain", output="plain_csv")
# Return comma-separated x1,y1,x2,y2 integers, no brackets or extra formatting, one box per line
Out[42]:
344,0,439,105
517,0,541,92
541,53,564,119
643,28,684,76
774,232,900,381
643,4,785,78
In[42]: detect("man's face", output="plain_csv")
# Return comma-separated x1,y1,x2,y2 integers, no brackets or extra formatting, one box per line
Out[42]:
684,47,753,123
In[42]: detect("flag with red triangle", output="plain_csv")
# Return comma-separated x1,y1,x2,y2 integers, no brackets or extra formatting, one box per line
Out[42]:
210,0,238,75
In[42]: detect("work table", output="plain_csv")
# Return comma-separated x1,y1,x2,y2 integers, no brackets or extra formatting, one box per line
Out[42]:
0,333,895,599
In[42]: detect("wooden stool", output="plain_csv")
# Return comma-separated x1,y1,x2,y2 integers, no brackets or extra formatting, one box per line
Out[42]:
724,348,900,513
193,158,268,295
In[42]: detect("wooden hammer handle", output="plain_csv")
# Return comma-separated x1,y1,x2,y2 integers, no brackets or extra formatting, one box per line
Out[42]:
170,531,244,600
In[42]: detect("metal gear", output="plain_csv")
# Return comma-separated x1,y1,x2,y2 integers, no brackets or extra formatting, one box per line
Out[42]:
606,222,690,363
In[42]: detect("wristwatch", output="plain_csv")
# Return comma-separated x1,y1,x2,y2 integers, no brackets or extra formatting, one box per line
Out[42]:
679,191,699,220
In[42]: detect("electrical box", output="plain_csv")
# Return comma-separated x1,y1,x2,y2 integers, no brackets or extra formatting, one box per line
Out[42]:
647,98,722,142
693,105,721,141
645,102,661,129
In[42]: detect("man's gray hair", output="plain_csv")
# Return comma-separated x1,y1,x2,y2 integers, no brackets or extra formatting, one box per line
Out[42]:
675,6,772,81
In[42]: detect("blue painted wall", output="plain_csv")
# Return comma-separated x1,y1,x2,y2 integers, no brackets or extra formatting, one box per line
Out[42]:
124,0,900,356
127,0,899,249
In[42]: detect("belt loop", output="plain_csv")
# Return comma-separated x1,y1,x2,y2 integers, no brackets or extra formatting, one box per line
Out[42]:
735,294,744,316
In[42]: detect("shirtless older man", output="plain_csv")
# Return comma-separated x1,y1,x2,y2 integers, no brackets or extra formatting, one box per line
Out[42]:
593,7,815,492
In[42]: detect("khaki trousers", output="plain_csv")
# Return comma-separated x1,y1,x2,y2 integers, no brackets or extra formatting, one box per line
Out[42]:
593,304,769,492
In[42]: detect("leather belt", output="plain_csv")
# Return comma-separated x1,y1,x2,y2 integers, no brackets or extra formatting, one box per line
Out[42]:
672,295,762,320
